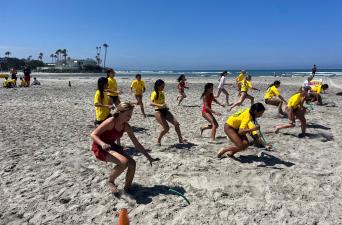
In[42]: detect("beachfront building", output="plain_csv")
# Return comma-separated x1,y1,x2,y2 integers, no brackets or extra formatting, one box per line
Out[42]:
37,58,98,71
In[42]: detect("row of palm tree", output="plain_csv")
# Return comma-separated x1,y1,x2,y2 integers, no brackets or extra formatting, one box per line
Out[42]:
54,49,68,63
3,51,44,61
95,43,109,68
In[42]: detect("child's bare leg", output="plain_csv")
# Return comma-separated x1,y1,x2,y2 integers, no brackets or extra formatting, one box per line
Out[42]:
166,113,185,143
155,112,170,144
229,93,246,111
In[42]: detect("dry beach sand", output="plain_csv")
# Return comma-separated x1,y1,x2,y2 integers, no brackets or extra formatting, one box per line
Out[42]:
1,74,342,224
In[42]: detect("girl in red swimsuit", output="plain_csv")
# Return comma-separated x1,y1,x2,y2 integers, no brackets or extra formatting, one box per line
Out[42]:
176,74,189,105
91,102,159,195
200,83,225,143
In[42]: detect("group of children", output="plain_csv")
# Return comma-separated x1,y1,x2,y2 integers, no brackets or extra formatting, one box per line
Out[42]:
2,67,40,88
90,69,329,195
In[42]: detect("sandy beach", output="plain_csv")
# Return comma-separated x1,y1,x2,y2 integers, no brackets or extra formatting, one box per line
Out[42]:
1,74,342,225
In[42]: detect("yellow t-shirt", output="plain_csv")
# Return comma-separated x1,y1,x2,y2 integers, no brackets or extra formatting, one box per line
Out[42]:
107,77,118,97
3,80,9,87
264,85,280,100
150,91,165,110
311,85,322,94
236,73,245,82
94,90,111,121
226,108,257,135
287,93,303,109
240,80,252,93
20,80,26,87
131,80,145,95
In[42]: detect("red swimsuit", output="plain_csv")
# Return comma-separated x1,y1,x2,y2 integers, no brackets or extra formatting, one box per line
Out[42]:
202,94,214,113
91,125,124,161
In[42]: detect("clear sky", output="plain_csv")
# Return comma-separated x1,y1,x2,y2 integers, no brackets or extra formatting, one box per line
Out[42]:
1,0,341,70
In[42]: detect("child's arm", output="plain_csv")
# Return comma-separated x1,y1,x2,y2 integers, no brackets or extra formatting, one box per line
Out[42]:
213,98,225,107
125,124,159,166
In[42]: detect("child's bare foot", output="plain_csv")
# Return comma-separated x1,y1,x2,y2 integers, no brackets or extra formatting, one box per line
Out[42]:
274,126,280,134
200,127,204,136
217,148,234,159
179,139,188,144
108,182,119,196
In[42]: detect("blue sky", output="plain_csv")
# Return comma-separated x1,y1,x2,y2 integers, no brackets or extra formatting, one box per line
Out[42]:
1,0,341,69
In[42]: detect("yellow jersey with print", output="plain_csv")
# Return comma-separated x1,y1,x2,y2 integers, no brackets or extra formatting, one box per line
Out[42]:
287,93,303,109
131,80,145,95
236,73,245,82
3,80,9,87
264,85,280,100
94,90,111,121
240,80,253,93
226,108,257,135
311,85,322,94
20,80,26,87
150,91,165,110
107,77,118,97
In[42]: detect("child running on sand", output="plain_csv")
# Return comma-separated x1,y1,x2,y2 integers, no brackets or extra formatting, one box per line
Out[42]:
309,84,329,105
217,103,268,158
106,69,121,107
264,80,287,116
215,71,232,106
91,102,159,195
176,74,189,105
19,77,26,87
235,70,246,95
229,75,260,111
150,79,187,145
94,77,113,126
200,83,225,143
130,74,146,117
274,86,311,137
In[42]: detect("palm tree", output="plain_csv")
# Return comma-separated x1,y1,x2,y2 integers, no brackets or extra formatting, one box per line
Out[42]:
27,56,32,61
103,43,108,68
38,52,43,61
55,49,62,62
54,54,58,63
5,51,11,58
61,49,67,62
50,54,54,63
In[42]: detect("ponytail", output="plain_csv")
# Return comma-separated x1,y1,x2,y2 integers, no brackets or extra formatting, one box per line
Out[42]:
201,83,213,99
250,102,265,124
268,80,280,88
97,77,108,102
154,79,165,100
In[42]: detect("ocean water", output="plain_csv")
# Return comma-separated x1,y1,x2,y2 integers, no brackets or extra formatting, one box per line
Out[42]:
115,69,342,77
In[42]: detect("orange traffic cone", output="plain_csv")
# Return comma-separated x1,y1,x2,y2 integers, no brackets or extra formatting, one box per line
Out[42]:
118,208,130,225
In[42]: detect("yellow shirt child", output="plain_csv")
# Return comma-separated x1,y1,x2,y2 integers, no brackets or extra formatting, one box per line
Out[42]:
264,86,280,100
226,108,257,135
94,90,111,121
131,80,145,96
150,91,165,110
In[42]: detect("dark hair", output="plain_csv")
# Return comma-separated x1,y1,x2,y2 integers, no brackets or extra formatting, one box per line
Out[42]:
322,84,329,90
154,79,165,99
177,74,185,82
201,83,214,99
268,80,281,88
219,71,228,81
136,73,142,78
106,69,114,78
97,77,108,102
250,102,265,123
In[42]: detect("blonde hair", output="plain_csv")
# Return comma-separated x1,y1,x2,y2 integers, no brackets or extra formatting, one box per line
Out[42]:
113,102,135,117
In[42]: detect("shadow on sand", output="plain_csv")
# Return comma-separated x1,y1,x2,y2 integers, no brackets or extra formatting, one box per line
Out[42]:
182,105,201,108
307,123,331,130
165,142,198,150
282,132,334,141
235,152,295,168
131,126,149,133
123,184,188,205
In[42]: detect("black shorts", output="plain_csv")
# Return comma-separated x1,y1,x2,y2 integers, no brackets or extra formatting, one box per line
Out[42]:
94,114,112,125
155,108,170,118
110,96,120,104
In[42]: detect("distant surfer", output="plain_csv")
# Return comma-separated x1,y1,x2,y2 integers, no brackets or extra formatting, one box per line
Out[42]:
312,64,317,77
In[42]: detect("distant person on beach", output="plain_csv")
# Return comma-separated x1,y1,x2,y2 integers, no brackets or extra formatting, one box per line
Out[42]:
150,79,187,145
19,77,27,87
274,86,311,137
309,84,329,105
23,65,31,87
176,74,189,105
215,71,232,106
91,102,159,195
106,69,121,106
130,74,146,117
235,70,246,95
10,68,17,86
217,102,268,158
94,77,113,126
264,80,287,116
229,75,260,111
31,77,41,85
312,64,317,76
200,83,225,143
